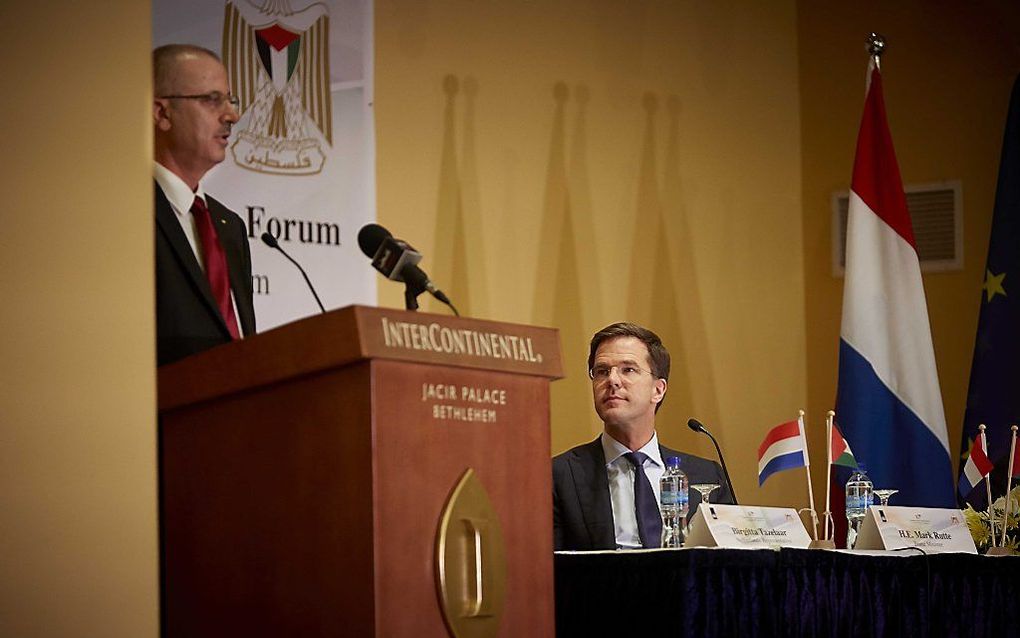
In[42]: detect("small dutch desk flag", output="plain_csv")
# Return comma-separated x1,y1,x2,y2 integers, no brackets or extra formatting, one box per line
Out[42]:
758,417,808,486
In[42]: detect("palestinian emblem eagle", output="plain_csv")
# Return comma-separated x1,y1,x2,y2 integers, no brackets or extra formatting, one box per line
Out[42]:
223,0,332,175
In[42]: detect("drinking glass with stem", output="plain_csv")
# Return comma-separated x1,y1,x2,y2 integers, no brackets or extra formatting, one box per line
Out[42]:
872,489,898,507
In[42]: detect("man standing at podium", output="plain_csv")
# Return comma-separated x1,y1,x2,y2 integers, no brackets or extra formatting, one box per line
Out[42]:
153,44,256,366
552,323,732,550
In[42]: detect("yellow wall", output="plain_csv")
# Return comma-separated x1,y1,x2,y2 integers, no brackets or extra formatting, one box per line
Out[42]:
799,2,1020,503
377,0,1020,510
0,2,158,636
375,0,809,505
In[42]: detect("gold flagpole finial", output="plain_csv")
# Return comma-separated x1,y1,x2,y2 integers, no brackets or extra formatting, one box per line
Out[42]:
866,33,886,72
866,32,886,58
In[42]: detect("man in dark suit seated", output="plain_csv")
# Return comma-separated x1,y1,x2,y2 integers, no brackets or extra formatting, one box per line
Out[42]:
152,44,256,366
553,322,733,550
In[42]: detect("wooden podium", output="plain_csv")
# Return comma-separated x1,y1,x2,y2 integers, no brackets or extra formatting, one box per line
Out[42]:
158,306,562,637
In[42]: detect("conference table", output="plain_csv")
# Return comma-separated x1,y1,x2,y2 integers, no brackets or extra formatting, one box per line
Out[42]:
554,547,1018,637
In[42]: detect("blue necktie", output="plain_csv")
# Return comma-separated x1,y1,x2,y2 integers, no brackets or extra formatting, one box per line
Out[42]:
624,451,661,548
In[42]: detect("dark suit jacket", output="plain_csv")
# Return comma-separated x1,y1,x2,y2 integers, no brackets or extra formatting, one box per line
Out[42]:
552,435,734,551
155,183,256,366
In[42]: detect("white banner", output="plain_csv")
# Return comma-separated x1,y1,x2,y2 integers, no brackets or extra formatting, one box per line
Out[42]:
154,0,376,331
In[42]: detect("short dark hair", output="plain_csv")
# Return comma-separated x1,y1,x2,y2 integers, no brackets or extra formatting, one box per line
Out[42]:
588,322,670,381
153,44,221,95
588,323,670,412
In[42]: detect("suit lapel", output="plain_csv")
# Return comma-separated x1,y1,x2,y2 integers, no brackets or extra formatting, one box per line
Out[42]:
154,183,231,337
569,438,616,549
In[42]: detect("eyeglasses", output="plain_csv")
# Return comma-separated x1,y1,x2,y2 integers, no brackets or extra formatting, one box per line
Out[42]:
588,364,654,383
159,91,240,111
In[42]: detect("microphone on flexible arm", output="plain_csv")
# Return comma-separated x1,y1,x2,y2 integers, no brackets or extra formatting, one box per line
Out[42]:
260,232,326,314
356,223,458,316
688,418,739,505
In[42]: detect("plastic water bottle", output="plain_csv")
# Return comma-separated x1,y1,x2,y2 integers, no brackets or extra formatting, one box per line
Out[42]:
660,456,689,547
845,464,874,548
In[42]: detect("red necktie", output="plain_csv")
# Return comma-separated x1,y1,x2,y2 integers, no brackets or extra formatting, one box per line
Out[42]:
191,196,241,340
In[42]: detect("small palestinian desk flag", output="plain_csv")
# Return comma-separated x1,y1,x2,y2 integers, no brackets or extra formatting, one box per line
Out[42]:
824,413,860,543
831,424,858,469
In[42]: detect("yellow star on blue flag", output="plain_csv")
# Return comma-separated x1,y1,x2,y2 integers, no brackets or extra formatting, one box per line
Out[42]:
983,270,1006,302
960,436,974,463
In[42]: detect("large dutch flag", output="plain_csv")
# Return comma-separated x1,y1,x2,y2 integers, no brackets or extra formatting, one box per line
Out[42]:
835,59,954,507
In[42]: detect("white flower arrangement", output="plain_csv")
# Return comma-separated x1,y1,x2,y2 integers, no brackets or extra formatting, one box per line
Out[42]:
963,485,1019,554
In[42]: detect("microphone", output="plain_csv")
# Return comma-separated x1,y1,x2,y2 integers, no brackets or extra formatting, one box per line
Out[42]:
357,224,424,284
356,223,457,314
687,418,738,505
260,232,326,314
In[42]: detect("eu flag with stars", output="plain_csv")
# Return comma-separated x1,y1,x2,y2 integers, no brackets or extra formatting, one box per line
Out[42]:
958,73,1020,507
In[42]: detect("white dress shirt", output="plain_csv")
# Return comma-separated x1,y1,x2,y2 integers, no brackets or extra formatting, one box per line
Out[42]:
153,161,242,331
601,431,664,549
154,161,209,269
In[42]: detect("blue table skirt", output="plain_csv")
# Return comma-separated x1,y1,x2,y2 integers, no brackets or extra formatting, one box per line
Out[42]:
554,548,1019,637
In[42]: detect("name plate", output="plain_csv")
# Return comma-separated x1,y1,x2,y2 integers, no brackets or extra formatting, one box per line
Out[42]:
855,506,977,554
685,504,812,549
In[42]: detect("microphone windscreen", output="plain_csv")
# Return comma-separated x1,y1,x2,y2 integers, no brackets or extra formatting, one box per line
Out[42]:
260,232,279,249
687,418,705,433
357,223,392,258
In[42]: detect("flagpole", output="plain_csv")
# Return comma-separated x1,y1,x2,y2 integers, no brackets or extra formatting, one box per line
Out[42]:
799,410,820,541
1002,425,1018,548
979,424,997,547
824,411,834,541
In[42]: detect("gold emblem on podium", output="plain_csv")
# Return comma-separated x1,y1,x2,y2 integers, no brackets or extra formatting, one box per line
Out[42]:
435,469,506,638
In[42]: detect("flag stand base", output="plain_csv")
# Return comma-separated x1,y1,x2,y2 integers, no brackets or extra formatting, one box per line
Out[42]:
808,540,836,550
985,547,1016,556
